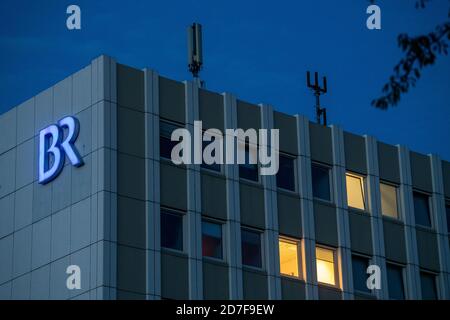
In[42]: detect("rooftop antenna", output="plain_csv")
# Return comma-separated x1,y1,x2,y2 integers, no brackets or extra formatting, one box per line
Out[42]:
187,23,203,85
306,71,328,126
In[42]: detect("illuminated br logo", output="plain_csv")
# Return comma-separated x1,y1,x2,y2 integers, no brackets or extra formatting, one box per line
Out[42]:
38,116,84,184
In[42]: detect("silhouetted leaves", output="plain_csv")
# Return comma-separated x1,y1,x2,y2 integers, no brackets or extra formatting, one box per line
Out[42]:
370,0,450,109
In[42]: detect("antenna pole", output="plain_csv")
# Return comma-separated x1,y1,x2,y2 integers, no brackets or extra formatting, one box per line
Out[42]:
306,71,328,126
187,23,203,80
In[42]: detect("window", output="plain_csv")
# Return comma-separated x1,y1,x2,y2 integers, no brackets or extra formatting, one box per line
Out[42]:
315,246,337,286
276,155,296,191
311,163,331,201
420,272,438,300
201,135,221,172
202,220,223,259
345,173,366,210
413,191,432,227
352,255,370,293
380,182,399,219
160,120,182,160
241,228,262,268
239,145,258,182
445,202,450,233
387,263,405,300
160,210,183,251
279,238,300,278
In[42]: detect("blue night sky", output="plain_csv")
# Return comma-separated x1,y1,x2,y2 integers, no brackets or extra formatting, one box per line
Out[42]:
1,0,449,159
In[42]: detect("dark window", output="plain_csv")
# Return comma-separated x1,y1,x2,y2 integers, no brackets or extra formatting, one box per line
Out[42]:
413,191,431,227
239,146,258,181
446,203,450,233
387,264,405,300
202,220,223,259
311,163,331,201
420,272,437,300
201,139,221,172
276,155,296,191
241,228,262,268
352,255,370,293
160,210,183,251
160,120,182,160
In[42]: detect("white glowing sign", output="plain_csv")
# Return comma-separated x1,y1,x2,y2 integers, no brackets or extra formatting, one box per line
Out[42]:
38,116,83,184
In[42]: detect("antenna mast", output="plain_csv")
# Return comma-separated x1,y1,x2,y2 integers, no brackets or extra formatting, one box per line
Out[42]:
306,71,328,126
187,23,203,80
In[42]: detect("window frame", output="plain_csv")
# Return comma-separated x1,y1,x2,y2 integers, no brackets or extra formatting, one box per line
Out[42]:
351,253,373,295
160,207,185,253
159,119,185,161
412,189,433,229
315,245,340,288
201,218,225,262
379,180,400,221
311,161,333,203
345,172,367,212
238,143,260,183
200,129,223,174
419,270,439,300
241,227,264,270
276,153,297,193
278,236,302,280
386,261,406,300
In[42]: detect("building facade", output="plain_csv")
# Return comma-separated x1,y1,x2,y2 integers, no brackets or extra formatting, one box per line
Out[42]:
0,55,450,300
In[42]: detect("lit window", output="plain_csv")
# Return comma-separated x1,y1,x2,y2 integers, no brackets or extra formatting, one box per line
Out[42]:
413,191,431,227
352,255,370,293
446,202,450,233
279,238,300,278
160,209,183,251
345,173,366,210
311,163,331,201
241,228,262,268
387,263,405,300
202,220,223,259
380,182,399,219
276,155,296,191
316,246,337,286
420,272,438,300
160,120,182,159
239,145,258,182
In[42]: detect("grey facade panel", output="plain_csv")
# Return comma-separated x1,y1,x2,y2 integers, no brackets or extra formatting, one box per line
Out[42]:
203,261,229,299
0,149,16,199
318,285,342,300
314,201,338,247
239,182,265,229
199,89,224,131
117,106,145,158
274,111,298,155
410,151,433,193
117,153,146,201
159,76,185,123
280,278,306,300
443,160,450,198
416,228,440,272
117,245,146,294
117,64,144,112
161,252,189,299
0,194,14,238
160,163,187,211
377,142,400,184
309,122,333,165
243,270,268,300
0,234,13,284
201,173,227,220
348,211,373,255
237,100,261,131
277,193,302,238
118,196,146,249
0,108,16,155
383,218,407,264
344,132,367,174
